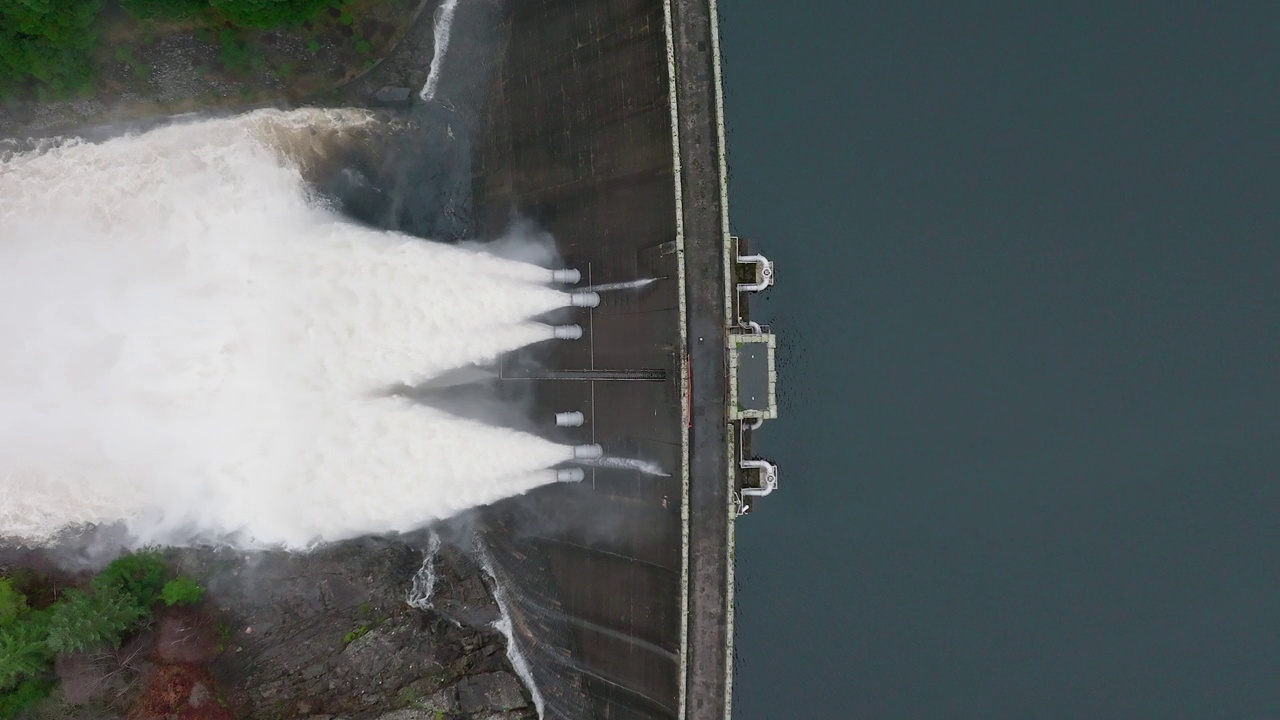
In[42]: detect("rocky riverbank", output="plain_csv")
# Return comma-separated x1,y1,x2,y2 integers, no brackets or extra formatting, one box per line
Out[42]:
0,0,440,140
1,535,538,720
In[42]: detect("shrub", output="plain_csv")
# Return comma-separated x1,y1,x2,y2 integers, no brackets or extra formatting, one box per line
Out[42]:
0,677,54,719
0,614,51,690
0,0,103,96
161,577,205,607
218,29,253,72
120,0,208,20
0,582,25,627
210,0,331,29
45,587,146,654
93,549,169,609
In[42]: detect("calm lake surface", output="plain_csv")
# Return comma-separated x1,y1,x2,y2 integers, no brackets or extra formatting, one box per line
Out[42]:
721,3,1279,719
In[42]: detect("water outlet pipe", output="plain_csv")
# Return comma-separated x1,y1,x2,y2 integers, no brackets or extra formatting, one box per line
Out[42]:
569,291,601,308
551,268,581,284
572,444,604,460
736,254,775,293
740,458,778,497
556,468,586,483
553,324,583,340
555,411,585,427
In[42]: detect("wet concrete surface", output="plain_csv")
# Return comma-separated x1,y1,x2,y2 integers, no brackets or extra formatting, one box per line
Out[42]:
332,0,733,717
464,2,703,719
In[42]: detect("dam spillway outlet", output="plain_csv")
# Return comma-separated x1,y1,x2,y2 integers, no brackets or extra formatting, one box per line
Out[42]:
571,444,604,460
569,291,601,308
552,324,584,340
555,411,585,427
556,468,586,483
551,268,582,284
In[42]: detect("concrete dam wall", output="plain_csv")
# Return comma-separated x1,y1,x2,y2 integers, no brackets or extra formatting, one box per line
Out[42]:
458,1,739,719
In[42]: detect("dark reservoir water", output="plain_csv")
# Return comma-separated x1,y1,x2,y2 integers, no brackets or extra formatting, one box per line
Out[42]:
721,4,1279,719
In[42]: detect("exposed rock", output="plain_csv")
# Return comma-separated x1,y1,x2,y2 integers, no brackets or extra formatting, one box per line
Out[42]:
399,680,458,713
457,672,527,713
373,86,413,105
431,546,503,628
129,663,234,720
152,605,222,664
161,537,526,719
421,687,460,713
372,711,433,720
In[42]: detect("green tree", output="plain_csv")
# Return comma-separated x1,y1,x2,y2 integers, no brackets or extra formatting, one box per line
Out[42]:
217,28,252,72
0,615,50,690
93,549,169,609
0,582,26,627
119,0,208,20
0,677,54,719
0,0,104,96
45,587,145,654
209,0,331,28
161,577,205,607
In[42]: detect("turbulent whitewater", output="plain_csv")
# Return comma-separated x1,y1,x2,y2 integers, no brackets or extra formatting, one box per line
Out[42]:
0,109,575,549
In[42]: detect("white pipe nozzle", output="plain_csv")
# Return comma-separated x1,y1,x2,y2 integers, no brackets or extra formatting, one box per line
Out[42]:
555,411,585,427
552,324,583,340
556,468,586,483
551,268,581,284
572,444,604,460
569,292,601,308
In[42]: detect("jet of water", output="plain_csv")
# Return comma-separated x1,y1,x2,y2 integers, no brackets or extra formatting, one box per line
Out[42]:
579,278,659,293
576,456,671,477
0,109,575,549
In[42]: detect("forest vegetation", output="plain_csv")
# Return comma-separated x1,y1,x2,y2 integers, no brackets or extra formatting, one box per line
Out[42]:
0,0,347,97
0,550,204,717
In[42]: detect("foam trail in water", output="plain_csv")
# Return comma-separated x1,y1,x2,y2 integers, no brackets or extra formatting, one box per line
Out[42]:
419,0,461,102
0,109,573,549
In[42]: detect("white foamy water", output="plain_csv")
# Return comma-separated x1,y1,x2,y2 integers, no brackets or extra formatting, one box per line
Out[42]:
0,109,575,549
419,0,461,102
407,531,441,610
